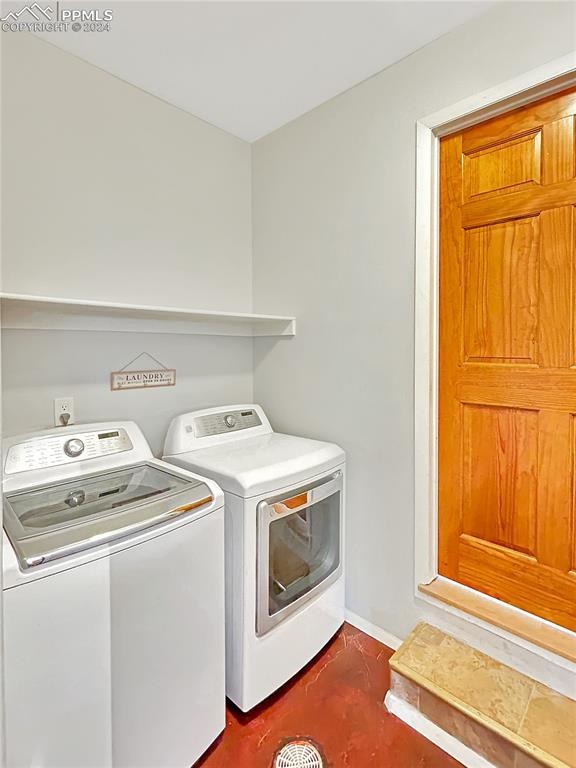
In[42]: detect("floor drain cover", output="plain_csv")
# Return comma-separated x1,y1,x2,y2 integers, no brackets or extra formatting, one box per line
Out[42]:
273,740,324,768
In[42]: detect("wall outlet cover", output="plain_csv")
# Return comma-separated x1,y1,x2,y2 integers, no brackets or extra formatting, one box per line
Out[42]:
54,397,75,427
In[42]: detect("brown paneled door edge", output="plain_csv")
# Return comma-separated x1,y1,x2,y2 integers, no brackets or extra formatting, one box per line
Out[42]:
438,86,576,632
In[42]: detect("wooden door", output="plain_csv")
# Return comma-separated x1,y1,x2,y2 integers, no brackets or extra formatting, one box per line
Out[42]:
438,87,576,631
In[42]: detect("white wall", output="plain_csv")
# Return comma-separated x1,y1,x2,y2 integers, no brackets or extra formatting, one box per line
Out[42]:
1,31,252,310
251,2,576,640
1,330,253,455
1,33,254,449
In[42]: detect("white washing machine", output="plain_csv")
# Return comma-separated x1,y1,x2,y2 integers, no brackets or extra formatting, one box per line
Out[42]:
163,404,345,712
2,421,225,768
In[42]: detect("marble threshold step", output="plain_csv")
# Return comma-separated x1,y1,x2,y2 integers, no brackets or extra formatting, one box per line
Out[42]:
384,623,576,768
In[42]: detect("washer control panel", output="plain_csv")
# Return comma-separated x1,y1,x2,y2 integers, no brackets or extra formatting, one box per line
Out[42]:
5,428,133,475
189,408,262,438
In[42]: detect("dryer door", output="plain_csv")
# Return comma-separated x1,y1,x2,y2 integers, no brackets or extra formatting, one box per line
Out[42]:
256,471,342,636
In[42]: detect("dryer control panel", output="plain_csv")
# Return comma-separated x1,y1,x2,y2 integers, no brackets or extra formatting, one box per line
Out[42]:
188,408,262,438
5,428,133,475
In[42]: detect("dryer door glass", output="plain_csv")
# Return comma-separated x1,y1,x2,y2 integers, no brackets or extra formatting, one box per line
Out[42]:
257,471,342,636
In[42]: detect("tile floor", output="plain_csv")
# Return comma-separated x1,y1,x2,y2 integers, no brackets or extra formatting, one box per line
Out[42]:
197,622,462,767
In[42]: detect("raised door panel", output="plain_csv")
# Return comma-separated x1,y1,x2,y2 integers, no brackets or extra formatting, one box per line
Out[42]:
541,116,575,185
462,404,537,556
463,218,539,364
463,131,541,201
538,207,573,368
535,410,573,572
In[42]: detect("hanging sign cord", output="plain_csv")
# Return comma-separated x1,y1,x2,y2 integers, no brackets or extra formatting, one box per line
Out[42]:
118,352,169,372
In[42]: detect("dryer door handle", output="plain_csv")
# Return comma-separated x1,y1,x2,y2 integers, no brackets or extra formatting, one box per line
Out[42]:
261,470,342,520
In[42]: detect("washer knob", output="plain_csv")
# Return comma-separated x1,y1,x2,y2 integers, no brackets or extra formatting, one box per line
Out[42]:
224,414,237,428
64,438,85,458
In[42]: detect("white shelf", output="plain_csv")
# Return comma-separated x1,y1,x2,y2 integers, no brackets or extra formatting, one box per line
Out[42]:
0,293,296,337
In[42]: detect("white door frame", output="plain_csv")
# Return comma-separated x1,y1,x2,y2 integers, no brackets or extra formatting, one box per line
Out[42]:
414,53,576,593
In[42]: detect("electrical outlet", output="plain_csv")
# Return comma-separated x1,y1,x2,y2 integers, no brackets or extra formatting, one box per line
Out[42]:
54,397,75,427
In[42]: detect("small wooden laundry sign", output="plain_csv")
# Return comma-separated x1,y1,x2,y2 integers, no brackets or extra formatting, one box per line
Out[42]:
111,369,176,391
111,352,176,391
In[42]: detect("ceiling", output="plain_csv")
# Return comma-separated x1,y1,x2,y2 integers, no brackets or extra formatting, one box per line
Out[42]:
32,1,494,142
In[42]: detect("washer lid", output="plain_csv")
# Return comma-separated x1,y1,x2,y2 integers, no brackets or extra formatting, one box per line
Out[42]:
165,433,345,497
3,462,214,569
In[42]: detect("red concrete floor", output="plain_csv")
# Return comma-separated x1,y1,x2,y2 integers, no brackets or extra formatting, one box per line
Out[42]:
196,622,462,767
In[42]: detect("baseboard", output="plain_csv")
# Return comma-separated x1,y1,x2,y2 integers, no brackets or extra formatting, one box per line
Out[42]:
384,691,496,768
345,610,402,650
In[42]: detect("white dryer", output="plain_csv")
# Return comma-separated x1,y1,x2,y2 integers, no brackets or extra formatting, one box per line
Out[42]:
2,421,225,768
163,405,345,712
